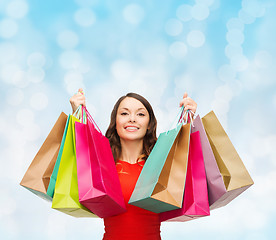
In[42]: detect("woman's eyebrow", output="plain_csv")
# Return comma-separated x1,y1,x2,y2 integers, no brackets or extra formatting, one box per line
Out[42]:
119,107,129,111
119,107,146,111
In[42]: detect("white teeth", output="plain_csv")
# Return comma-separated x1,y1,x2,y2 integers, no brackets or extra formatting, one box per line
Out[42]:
126,127,138,130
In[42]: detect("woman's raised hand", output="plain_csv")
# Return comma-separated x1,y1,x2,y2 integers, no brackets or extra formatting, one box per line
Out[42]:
70,88,86,113
179,92,197,118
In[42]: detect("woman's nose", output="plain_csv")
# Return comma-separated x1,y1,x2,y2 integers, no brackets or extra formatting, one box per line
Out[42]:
129,114,136,122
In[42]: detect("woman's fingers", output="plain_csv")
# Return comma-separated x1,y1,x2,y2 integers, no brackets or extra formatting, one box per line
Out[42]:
70,89,86,113
179,93,197,116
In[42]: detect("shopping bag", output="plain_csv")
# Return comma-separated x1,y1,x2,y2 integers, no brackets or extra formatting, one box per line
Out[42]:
20,112,68,201
129,108,190,213
46,116,70,198
191,115,226,210
75,107,126,218
201,111,254,209
51,114,97,217
160,131,210,222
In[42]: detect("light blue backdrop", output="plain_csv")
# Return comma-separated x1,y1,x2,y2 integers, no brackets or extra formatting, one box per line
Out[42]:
0,0,275,239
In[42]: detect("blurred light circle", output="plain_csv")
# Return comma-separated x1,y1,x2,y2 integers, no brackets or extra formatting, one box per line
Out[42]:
238,9,255,24
27,52,46,68
23,124,41,141
0,18,18,38
78,61,91,73
74,8,96,27
123,4,144,25
111,60,133,81
27,67,45,83
59,50,82,69
1,63,20,83
74,0,97,7
169,41,188,59
230,54,249,72
64,70,84,95
64,70,83,85
57,30,79,49
225,44,243,59
176,4,192,22
254,51,272,68
226,29,244,45
30,92,48,110
6,88,24,106
227,79,243,96
226,18,244,31
218,64,236,82
187,30,205,47
165,19,183,36
16,108,34,126
239,67,261,90
195,0,214,6
191,4,209,21
11,70,30,88
0,42,16,64
212,99,230,115
6,0,29,19
215,84,233,102
242,0,265,18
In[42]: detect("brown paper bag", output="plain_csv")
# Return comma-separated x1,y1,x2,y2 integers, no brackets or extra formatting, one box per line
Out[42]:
20,112,68,201
129,123,190,213
202,111,254,209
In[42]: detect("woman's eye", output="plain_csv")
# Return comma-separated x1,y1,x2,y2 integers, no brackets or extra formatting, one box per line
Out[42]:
121,112,128,115
138,113,145,116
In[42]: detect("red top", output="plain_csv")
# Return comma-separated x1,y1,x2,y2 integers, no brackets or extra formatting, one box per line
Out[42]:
103,160,161,240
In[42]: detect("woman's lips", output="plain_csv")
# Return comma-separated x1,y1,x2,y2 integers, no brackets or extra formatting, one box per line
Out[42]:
125,126,139,131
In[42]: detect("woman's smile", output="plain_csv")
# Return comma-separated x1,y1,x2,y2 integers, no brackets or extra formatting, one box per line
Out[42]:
124,125,140,132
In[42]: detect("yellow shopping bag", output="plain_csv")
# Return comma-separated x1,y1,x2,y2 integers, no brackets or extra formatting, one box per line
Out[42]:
52,114,97,217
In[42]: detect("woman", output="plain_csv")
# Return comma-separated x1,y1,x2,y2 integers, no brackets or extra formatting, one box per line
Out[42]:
70,89,197,240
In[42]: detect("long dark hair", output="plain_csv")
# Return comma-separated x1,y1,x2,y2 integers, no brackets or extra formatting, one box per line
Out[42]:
105,93,157,163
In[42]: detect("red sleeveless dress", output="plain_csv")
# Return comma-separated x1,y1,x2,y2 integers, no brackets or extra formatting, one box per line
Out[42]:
103,160,161,240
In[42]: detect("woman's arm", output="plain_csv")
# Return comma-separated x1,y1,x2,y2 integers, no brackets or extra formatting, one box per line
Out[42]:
69,88,86,113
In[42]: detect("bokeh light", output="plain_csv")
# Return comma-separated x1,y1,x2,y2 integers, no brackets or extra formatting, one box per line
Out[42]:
0,18,18,38
74,8,96,27
27,52,46,68
57,30,79,49
6,0,29,19
176,4,192,22
123,4,145,25
169,41,188,59
165,18,183,36
191,4,210,21
187,30,205,47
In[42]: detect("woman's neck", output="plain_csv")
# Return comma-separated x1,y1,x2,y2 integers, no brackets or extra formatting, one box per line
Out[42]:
119,139,143,164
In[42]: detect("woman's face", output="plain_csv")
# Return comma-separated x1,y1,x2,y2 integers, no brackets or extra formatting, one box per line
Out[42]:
116,97,150,142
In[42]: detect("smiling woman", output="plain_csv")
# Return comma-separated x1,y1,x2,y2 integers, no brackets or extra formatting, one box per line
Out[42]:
69,89,197,240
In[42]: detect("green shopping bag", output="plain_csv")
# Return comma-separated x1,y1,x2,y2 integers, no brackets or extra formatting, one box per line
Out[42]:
129,108,190,213
46,116,70,198
51,114,97,217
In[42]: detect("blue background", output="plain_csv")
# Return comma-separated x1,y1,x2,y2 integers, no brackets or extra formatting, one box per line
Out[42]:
0,0,275,239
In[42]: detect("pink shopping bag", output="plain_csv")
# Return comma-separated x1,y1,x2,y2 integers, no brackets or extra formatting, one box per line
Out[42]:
160,131,210,222
191,115,226,210
75,107,126,218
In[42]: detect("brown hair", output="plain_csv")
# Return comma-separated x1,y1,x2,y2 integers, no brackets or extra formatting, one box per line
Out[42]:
105,93,157,163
